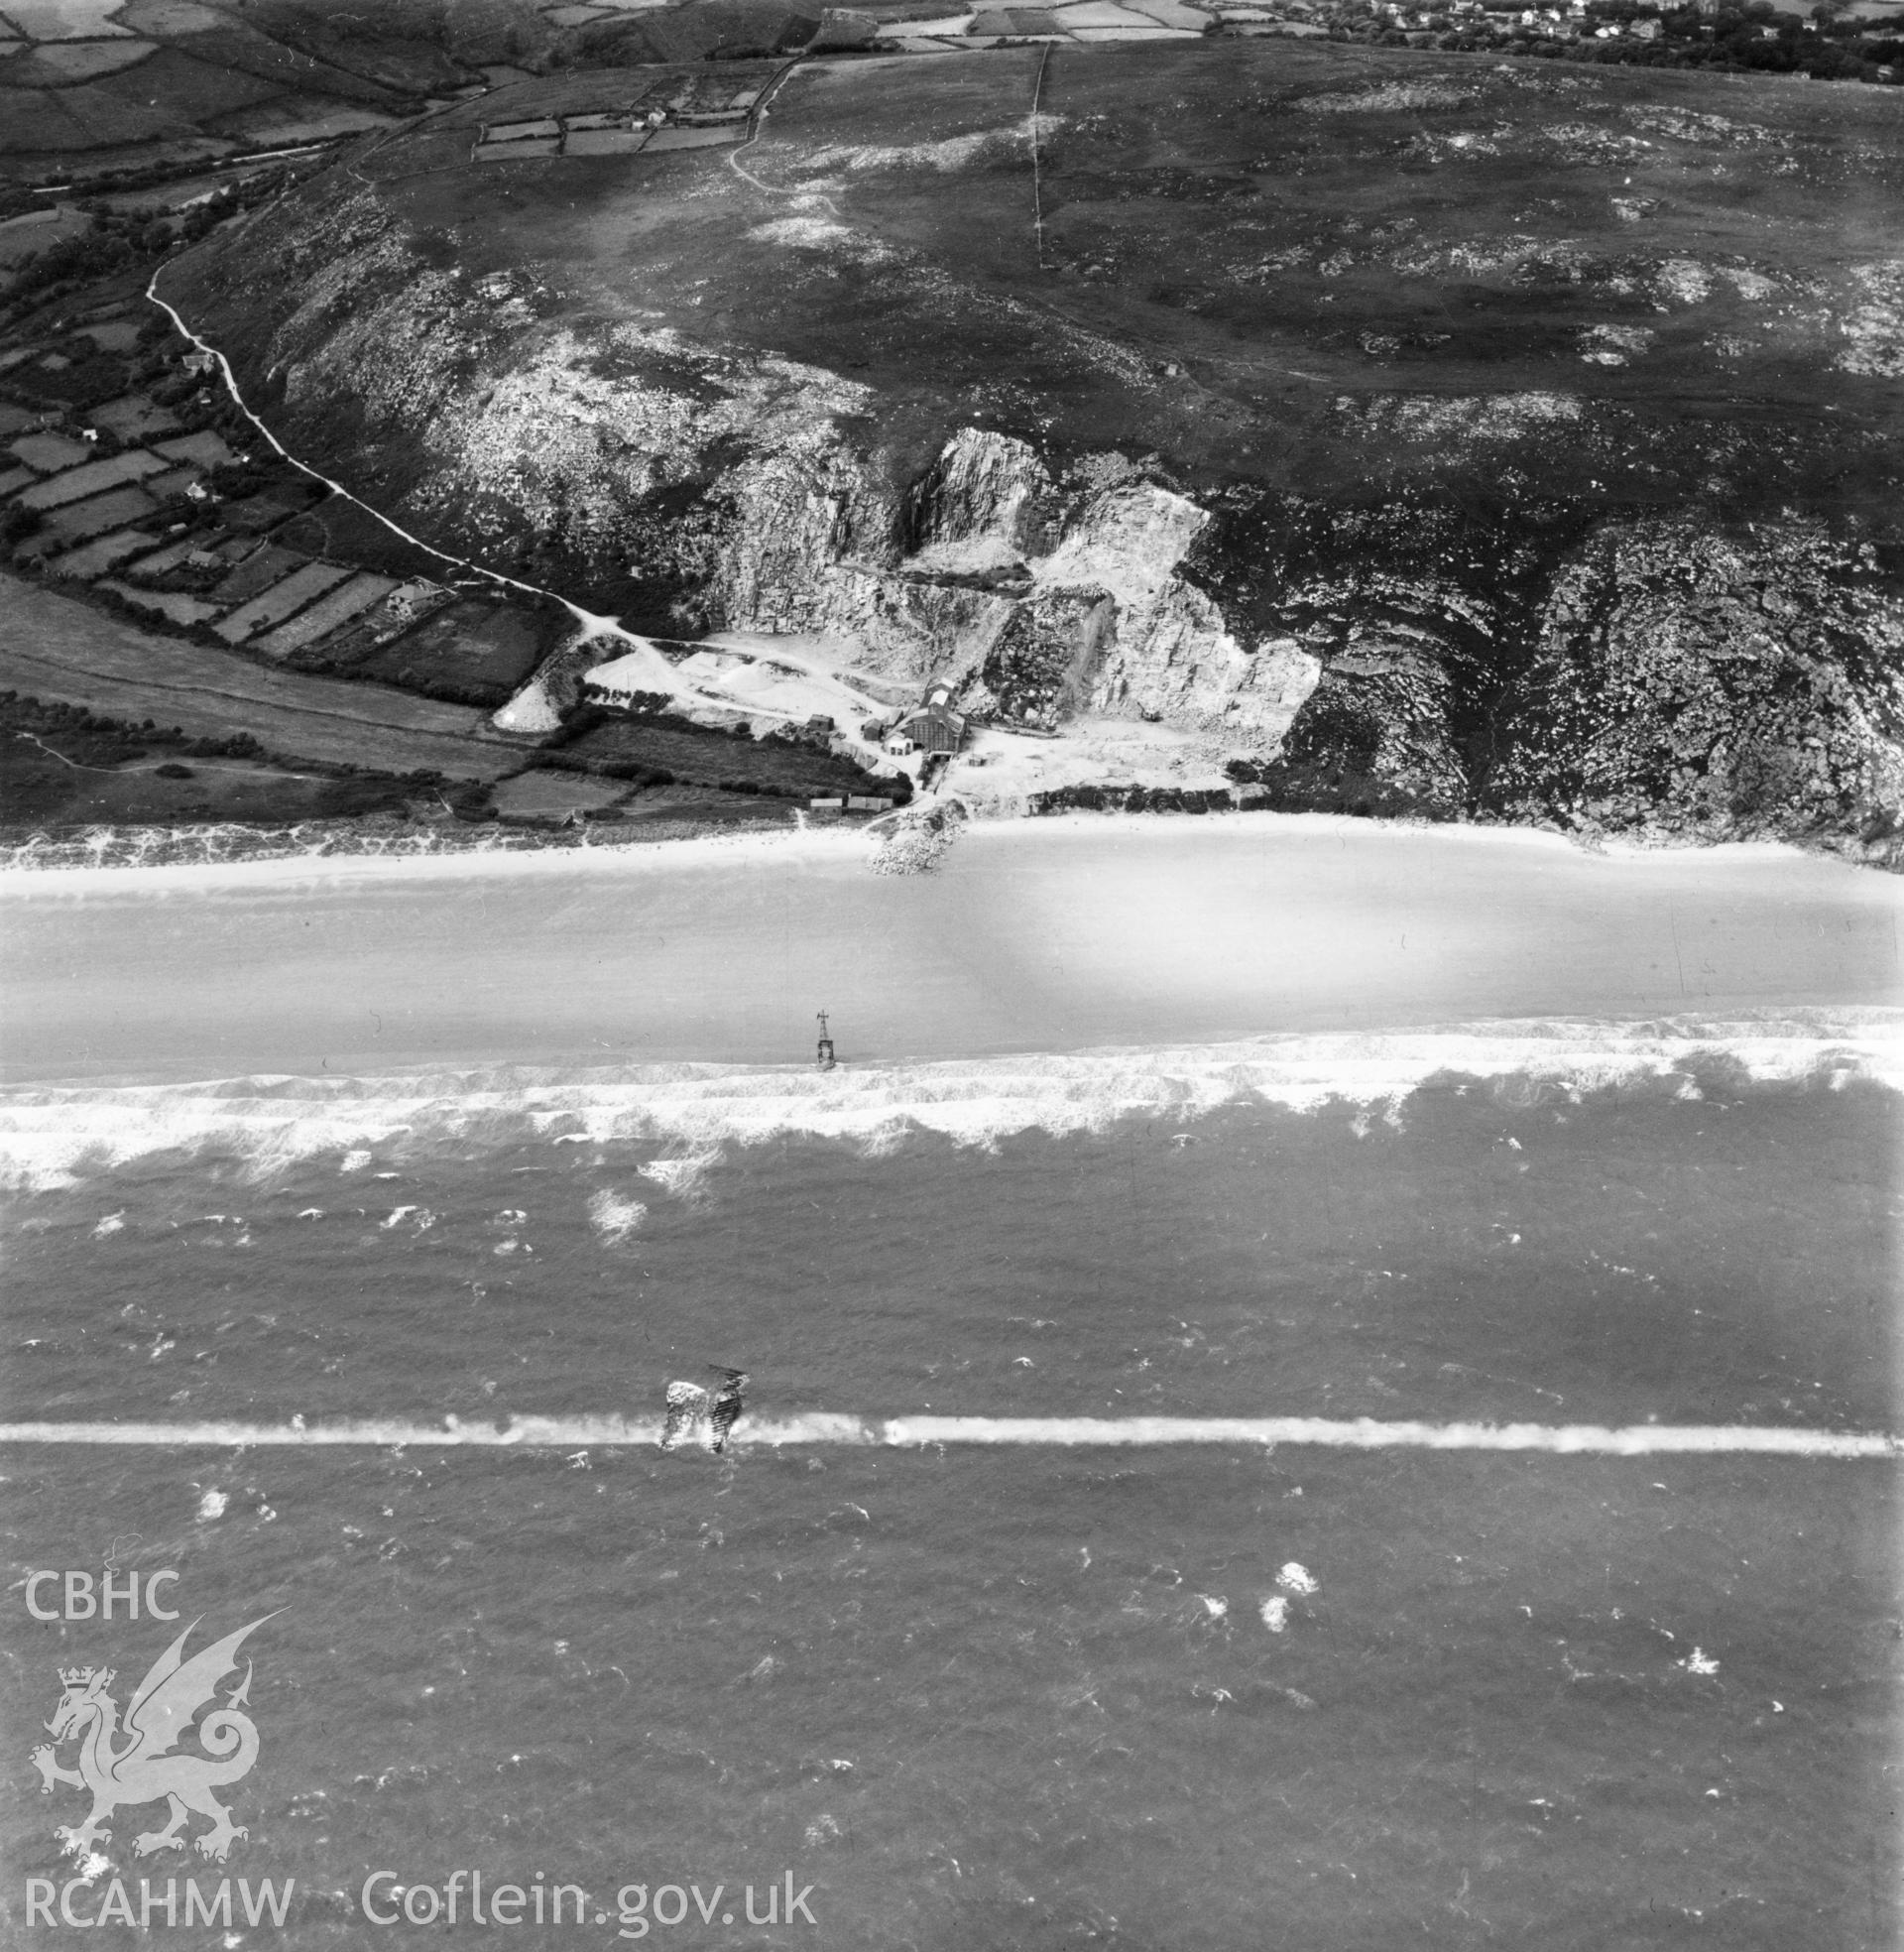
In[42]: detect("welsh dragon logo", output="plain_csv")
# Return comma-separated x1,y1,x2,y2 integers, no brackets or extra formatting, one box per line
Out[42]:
31,1614,277,1864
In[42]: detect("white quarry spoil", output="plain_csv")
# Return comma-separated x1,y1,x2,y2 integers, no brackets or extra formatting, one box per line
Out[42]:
713,426,1324,749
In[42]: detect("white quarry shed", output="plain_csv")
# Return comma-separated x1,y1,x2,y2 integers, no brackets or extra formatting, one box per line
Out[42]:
885,683,967,757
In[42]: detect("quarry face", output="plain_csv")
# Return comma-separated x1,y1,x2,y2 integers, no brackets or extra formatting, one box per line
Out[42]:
169,40,1904,856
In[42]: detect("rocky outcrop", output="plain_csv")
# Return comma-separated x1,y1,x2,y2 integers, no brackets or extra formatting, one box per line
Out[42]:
967,589,1114,728
711,437,1323,744
169,177,1904,860
1280,640,1472,815
1489,518,1904,860
903,427,1054,574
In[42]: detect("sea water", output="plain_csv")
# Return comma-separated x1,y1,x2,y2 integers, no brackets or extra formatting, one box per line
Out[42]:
1,1024,1896,1949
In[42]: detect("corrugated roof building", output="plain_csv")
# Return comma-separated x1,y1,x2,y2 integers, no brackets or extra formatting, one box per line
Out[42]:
884,683,966,757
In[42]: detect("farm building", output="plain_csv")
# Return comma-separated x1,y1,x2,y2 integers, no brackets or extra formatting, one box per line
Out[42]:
883,683,966,757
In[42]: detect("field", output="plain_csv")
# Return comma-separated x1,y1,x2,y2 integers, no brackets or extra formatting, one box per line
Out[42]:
251,570,400,656
206,541,306,605
17,485,158,550
4,0,135,38
0,573,528,780
16,447,168,510
8,37,160,82
553,712,897,793
214,557,355,641
0,205,89,269
0,737,411,828
337,598,563,705
45,527,161,579
87,390,182,437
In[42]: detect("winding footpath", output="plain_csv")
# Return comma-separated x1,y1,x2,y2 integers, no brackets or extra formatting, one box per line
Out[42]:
144,267,899,754
145,272,656,661
724,56,825,206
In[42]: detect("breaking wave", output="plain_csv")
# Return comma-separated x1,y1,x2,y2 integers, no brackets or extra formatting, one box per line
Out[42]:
0,1412,1891,1458
639,1149,723,1201
0,1014,1895,1192
0,820,647,875
586,1188,649,1243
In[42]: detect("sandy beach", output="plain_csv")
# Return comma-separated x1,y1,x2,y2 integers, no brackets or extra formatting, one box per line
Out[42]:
5,815,1898,1950
1,813,1897,1083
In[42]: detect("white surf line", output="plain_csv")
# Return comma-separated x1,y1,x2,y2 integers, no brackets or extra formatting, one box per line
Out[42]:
0,1415,1895,1459
143,273,664,664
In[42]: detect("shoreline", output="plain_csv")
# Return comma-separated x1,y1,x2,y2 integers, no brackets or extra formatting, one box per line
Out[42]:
3,814,1897,1085
0,804,1882,899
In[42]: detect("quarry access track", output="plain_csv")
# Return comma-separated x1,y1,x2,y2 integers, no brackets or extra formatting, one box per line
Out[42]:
145,273,653,658
725,56,817,204
138,269,901,767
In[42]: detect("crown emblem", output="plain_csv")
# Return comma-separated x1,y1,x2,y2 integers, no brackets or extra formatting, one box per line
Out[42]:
36,1619,275,1864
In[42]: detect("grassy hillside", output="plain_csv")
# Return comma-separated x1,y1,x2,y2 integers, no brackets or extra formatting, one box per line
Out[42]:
159,41,1904,852
188,43,1903,519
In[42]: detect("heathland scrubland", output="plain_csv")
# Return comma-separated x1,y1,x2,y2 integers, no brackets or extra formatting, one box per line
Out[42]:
159,40,1904,859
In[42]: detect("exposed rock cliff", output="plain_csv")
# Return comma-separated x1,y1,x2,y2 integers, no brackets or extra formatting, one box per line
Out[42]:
163,40,1904,862
711,429,1323,748
1491,520,1904,855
